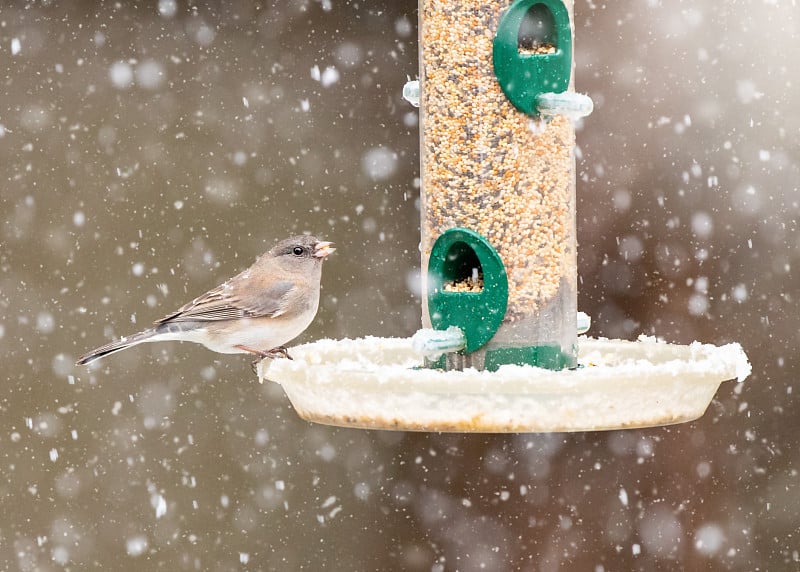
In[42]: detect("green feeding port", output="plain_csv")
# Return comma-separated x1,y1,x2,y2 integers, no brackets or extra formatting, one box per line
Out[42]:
518,3,557,53
427,228,508,354
426,228,576,371
493,0,572,116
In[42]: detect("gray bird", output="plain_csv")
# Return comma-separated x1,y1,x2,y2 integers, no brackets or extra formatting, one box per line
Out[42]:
76,235,334,367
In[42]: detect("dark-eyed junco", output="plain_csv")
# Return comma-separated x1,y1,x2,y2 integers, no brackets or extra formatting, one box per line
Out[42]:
76,235,334,368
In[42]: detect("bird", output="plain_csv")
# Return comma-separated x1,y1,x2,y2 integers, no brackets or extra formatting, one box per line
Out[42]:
76,235,334,368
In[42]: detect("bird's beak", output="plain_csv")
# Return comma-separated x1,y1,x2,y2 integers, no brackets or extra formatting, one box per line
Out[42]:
313,241,335,258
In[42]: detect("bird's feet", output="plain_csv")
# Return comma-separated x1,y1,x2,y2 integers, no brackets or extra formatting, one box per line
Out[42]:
265,346,293,360
235,344,293,375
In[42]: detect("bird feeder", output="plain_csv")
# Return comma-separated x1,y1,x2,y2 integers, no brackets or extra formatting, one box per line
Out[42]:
418,0,592,373
259,0,750,432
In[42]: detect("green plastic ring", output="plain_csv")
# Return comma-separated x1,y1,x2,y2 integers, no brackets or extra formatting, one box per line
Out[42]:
427,228,508,353
493,0,572,116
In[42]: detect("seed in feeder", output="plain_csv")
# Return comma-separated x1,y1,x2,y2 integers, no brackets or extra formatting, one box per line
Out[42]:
444,272,484,293
518,42,557,55
420,0,576,324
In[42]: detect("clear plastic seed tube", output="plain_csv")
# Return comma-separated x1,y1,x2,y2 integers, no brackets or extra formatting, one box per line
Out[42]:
419,0,578,369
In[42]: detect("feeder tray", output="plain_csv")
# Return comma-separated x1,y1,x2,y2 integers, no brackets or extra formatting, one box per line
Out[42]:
258,336,750,433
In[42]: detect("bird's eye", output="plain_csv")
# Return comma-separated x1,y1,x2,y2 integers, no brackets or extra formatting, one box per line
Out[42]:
292,246,304,256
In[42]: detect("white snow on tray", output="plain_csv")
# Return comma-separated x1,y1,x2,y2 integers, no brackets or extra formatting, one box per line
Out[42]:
259,336,750,433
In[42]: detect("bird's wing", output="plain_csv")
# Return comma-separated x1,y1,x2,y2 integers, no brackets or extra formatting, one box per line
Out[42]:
155,279,296,324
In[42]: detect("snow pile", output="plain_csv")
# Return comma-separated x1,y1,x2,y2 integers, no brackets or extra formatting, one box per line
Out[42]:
260,335,750,433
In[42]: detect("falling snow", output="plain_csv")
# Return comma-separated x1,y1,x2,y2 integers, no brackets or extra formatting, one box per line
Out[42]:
152,494,167,519
0,1,792,570
361,146,398,181
126,535,148,557
311,64,341,88
694,523,725,556
135,60,166,90
157,0,177,18
109,61,134,89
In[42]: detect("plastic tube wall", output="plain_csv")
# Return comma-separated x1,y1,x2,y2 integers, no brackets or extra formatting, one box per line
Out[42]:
419,0,577,370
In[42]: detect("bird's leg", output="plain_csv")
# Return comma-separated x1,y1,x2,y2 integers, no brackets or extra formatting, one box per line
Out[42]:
234,344,293,375
266,345,293,360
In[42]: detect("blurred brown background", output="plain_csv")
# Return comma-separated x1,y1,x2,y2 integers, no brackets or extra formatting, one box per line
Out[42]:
1,1,797,570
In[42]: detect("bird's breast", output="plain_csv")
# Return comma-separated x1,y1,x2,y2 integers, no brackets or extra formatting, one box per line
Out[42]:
200,311,317,354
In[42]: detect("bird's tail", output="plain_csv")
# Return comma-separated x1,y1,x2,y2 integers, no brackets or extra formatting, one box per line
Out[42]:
76,329,158,365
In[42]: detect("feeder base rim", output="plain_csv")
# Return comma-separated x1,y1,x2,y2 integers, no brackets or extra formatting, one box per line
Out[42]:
258,335,750,433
